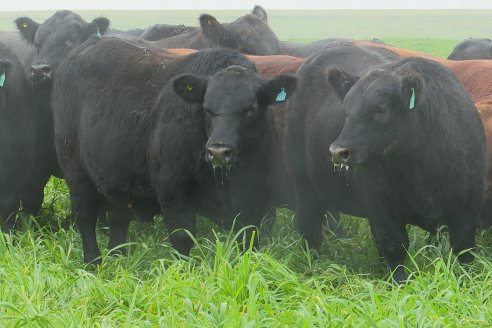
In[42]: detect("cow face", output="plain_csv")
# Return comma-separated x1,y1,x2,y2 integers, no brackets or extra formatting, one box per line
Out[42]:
328,66,424,166
199,14,280,55
173,66,296,168
15,11,109,87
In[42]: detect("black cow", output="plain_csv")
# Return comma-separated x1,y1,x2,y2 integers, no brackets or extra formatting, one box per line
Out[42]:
279,38,388,58
10,10,110,214
285,43,398,276
15,10,109,84
153,11,280,55
287,44,485,282
52,37,296,263
141,24,196,41
448,38,492,60
0,42,38,230
141,5,269,42
280,39,346,58
0,32,37,74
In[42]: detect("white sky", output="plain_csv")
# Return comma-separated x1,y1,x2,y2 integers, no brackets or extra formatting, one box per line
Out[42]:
1,0,492,11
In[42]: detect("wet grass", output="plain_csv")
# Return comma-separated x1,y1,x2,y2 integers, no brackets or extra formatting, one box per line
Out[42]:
1,177,492,325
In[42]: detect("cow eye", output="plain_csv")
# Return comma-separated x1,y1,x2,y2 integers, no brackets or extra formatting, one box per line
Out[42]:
376,107,386,114
69,35,77,43
204,108,219,117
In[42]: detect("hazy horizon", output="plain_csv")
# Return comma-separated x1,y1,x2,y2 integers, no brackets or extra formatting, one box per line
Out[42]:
2,0,492,11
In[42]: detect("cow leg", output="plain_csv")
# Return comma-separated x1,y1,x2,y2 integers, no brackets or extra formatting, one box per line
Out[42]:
295,184,326,250
164,209,196,256
448,219,476,264
20,170,51,216
369,218,409,284
107,208,133,256
68,178,102,264
159,193,196,256
0,192,20,233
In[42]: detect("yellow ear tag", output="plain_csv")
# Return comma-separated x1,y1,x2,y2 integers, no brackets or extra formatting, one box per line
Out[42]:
186,84,193,91
208,19,212,26
22,22,29,29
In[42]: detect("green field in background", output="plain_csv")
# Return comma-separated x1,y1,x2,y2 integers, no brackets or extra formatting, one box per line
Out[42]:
1,9,491,40
1,10,490,58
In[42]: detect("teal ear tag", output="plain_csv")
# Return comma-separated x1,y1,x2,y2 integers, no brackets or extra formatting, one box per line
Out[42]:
0,73,5,87
409,87,415,110
276,87,286,102
96,27,102,38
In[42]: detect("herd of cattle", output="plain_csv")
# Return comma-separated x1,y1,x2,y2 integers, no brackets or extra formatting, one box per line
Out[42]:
1,6,492,282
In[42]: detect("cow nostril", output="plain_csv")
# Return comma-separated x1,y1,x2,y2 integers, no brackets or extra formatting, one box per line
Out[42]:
42,65,51,74
330,144,351,164
339,149,351,161
222,148,232,158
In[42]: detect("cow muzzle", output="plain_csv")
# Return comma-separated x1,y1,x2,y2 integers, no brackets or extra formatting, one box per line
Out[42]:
330,144,352,165
31,63,52,82
206,143,234,167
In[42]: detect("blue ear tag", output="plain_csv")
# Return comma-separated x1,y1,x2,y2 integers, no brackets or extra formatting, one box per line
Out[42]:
0,73,5,87
276,87,287,102
409,87,415,110
96,27,102,38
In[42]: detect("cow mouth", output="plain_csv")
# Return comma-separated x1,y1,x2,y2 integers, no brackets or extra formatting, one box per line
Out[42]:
31,74,53,88
332,162,351,172
210,163,234,185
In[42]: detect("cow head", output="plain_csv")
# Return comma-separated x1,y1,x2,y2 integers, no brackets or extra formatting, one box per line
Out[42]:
15,10,109,87
173,65,296,168
328,66,425,166
199,12,280,55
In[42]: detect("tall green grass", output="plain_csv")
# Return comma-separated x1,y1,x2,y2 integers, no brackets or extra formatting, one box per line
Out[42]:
1,193,492,326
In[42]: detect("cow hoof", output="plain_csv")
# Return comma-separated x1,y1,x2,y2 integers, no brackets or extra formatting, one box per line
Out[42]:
84,252,102,266
170,231,194,256
390,266,408,284
457,251,474,264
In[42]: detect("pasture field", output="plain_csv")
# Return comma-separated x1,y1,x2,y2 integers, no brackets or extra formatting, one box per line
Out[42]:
1,9,492,327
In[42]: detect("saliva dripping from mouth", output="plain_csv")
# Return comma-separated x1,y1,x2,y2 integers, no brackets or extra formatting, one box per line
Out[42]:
330,158,352,187
212,164,233,186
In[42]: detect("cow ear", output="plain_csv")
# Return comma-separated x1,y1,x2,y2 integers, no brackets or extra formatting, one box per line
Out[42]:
252,5,268,25
324,66,359,100
260,74,297,106
15,17,40,44
399,73,425,110
199,14,235,47
87,17,110,37
173,74,208,103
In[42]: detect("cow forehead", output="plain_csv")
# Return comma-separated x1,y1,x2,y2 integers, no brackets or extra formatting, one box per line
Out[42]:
35,14,86,45
347,72,401,108
228,14,265,33
204,68,261,109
